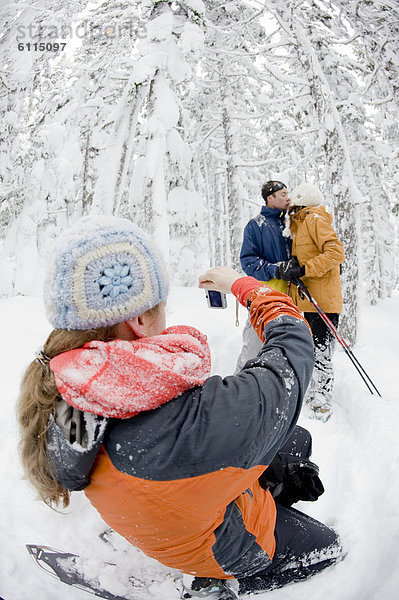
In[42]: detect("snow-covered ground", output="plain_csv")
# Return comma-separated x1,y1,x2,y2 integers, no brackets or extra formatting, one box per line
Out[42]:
1,286,398,600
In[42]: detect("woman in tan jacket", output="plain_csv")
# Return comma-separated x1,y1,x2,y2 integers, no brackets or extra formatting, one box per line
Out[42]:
281,183,345,421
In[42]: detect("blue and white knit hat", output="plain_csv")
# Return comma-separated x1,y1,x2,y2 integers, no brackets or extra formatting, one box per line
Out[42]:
44,216,169,330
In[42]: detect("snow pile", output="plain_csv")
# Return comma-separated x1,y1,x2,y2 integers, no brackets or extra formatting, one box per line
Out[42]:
1,288,398,599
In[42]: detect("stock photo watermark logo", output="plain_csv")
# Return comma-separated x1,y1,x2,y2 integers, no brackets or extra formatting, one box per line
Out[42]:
16,20,138,50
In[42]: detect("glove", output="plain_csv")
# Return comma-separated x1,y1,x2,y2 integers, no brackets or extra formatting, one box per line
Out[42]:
259,453,324,507
275,256,305,282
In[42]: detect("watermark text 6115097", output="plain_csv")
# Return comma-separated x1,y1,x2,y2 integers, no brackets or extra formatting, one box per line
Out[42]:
18,42,67,51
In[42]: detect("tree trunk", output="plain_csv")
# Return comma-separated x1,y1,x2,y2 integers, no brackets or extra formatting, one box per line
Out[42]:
221,95,243,269
272,3,361,343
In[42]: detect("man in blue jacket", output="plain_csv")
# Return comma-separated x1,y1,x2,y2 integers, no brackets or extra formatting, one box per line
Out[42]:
235,181,303,372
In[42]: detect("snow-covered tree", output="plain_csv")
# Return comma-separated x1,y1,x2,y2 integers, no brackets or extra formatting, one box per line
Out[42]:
1,0,397,349
190,0,276,268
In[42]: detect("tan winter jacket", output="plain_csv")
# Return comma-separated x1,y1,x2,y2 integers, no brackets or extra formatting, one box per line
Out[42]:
289,206,345,313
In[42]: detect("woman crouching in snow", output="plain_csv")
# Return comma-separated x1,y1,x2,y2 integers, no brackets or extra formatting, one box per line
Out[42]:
17,216,343,596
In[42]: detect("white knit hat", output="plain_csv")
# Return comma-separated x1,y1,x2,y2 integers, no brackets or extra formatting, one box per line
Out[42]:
282,182,324,237
290,182,323,207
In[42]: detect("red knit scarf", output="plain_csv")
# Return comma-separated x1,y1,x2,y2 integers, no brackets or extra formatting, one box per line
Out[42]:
49,326,211,418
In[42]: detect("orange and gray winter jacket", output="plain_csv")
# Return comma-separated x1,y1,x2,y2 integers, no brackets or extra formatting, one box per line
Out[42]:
289,206,345,313
47,277,314,579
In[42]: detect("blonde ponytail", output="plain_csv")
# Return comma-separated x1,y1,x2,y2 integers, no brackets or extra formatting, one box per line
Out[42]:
17,325,119,508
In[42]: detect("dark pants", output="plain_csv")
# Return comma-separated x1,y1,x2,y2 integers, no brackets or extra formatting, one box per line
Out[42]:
238,426,343,595
305,312,339,348
304,312,340,411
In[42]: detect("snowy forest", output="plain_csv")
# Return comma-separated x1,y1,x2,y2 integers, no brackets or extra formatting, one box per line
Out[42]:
1,0,398,345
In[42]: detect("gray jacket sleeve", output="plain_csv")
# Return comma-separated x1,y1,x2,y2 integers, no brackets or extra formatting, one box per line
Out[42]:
173,315,314,472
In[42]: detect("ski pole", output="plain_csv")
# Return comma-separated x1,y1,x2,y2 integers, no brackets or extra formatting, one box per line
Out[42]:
295,280,382,397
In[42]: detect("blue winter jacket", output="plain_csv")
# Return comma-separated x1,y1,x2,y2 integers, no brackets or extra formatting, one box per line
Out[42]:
240,206,292,281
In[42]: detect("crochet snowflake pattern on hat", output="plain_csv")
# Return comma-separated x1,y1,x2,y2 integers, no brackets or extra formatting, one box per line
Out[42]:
44,216,169,330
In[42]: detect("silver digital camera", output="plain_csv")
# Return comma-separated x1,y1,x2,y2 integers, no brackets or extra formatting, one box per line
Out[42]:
205,290,227,309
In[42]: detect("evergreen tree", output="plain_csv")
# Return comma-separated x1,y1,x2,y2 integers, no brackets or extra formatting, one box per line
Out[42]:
1,0,397,342
267,0,360,343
